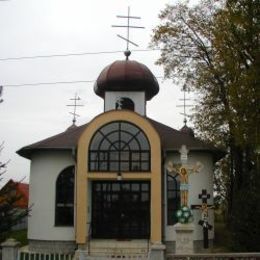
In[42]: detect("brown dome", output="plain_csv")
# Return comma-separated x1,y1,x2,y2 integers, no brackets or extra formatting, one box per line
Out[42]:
94,60,159,100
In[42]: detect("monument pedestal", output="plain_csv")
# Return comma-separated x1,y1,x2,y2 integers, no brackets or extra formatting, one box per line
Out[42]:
174,223,194,254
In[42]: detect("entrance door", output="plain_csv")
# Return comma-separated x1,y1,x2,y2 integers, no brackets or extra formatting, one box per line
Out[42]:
92,181,150,239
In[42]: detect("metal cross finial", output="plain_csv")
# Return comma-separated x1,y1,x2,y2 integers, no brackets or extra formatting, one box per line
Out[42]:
66,93,84,126
112,6,145,60
177,84,193,125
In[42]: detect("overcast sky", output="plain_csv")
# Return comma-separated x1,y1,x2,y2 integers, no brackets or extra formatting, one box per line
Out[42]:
0,0,195,185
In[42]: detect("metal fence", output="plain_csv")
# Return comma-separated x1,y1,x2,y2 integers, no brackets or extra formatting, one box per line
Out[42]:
166,253,260,260
18,251,74,260
77,250,148,260
17,252,260,260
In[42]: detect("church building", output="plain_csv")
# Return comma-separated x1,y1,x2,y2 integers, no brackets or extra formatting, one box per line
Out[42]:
17,53,222,258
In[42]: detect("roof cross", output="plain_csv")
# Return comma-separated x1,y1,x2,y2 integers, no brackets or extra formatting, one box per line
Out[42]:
112,7,145,59
177,84,193,125
66,93,84,126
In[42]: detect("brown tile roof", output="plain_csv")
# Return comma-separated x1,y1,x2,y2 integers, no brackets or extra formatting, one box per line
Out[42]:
17,123,88,158
17,118,224,161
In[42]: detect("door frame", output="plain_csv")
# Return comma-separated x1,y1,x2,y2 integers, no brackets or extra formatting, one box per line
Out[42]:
91,181,151,239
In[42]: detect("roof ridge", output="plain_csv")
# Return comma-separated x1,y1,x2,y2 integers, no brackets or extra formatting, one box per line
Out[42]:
146,117,177,130
17,117,224,161
146,117,219,150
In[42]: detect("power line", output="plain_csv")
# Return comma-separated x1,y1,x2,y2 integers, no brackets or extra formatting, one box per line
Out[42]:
3,80,95,87
0,47,165,87
0,48,161,62
3,76,164,88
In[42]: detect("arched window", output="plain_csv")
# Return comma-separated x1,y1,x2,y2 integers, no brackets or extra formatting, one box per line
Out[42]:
115,97,135,111
89,121,150,172
167,173,180,225
55,166,74,226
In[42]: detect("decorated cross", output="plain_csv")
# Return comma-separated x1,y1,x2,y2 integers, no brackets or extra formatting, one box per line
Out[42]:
191,189,214,249
167,145,203,207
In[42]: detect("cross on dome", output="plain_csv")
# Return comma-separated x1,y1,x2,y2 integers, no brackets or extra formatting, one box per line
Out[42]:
177,83,193,126
66,93,84,127
112,7,145,60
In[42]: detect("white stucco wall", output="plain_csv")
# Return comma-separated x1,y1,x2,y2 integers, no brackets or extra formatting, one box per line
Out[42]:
28,151,75,241
164,151,214,241
27,146,214,243
104,91,146,115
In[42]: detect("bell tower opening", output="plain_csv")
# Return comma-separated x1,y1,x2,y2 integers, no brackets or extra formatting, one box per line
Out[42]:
94,60,159,116
115,97,135,111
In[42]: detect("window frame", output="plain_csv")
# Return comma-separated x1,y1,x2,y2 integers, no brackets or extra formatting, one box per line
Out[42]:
92,181,150,239
167,173,180,225
55,165,75,227
88,121,151,173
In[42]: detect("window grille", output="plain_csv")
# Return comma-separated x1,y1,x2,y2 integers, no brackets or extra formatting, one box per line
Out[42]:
55,166,74,226
167,173,180,225
89,122,150,172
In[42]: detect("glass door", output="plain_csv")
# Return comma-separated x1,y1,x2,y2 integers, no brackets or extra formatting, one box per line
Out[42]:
92,181,150,239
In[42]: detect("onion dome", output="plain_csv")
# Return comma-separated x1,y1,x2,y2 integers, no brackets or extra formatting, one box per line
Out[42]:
94,60,159,101
180,124,195,138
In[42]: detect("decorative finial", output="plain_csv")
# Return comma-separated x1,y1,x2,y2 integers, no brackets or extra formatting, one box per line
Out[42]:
112,6,145,60
177,83,193,125
124,50,131,60
66,93,84,127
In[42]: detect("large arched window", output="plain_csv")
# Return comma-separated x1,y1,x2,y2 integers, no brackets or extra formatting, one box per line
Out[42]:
167,173,180,225
89,121,150,172
55,166,75,226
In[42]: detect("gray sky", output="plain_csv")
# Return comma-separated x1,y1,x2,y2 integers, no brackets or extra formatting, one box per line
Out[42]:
0,0,194,185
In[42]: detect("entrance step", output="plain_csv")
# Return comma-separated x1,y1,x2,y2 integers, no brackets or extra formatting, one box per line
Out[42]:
85,239,149,259
81,256,148,260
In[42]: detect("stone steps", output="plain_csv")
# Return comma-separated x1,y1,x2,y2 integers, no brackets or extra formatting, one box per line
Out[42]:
76,240,149,260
